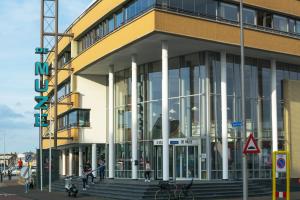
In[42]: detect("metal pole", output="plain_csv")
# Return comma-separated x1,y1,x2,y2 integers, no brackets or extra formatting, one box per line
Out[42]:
3,134,5,176
49,103,52,192
53,0,59,149
240,0,248,199
39,0,44,191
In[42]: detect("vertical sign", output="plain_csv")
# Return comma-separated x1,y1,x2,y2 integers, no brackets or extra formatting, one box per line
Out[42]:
34,48,49,127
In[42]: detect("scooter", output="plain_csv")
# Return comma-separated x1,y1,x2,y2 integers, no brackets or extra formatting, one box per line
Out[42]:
65,176,78,197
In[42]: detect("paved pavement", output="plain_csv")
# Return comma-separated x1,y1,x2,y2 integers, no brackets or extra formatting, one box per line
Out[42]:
1,177,300,200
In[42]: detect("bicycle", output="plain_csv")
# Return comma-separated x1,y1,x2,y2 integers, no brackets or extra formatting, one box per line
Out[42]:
177,179,194,200
154,180,177,200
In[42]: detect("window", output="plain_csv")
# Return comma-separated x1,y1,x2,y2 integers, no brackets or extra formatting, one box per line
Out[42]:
288,19,296,33
273,15,288,32
78,110,90,127
58,109,90,131
219,2,238,21
126,1,136,20
183,0,195,13
296,21,300,34
207,0,217,17
116,10,124,28
69,110,77,127
265,13,272,28
108,16,114,33
243,8,256,25
257,11,264,26
102,21,108,36
57,80,70,101
170,0,182,10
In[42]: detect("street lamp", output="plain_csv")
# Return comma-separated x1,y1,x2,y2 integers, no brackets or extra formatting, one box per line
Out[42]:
240,0,248,199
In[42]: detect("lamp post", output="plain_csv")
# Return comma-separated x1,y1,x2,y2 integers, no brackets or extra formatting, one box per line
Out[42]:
3,134,5,176
240,0,248,199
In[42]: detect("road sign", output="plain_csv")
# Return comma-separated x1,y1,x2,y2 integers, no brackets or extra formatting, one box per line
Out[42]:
276,154,287,173
243,133,260,154
20,167,31,179
25,154,32,162
232,121,242,127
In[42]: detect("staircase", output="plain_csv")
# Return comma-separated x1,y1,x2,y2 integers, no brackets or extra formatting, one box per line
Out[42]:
51,178,272,199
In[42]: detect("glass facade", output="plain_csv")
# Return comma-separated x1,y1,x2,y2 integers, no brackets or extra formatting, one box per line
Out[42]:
113,51,300,180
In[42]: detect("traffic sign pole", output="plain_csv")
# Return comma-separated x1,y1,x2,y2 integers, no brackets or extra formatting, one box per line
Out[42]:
272,151,290,200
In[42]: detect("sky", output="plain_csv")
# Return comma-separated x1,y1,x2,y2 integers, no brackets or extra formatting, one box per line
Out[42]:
0,0,94,153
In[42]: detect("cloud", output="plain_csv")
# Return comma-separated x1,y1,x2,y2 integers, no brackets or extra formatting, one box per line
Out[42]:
0,104,24,119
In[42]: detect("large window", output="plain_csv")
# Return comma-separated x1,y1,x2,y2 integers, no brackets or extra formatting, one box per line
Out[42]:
219,2,238,22
58,109,90,130
273,15,288,32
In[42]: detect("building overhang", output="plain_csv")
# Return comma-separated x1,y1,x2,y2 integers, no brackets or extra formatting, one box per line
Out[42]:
77,31,300,76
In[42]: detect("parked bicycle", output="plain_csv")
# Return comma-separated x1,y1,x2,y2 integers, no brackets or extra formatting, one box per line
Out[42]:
177,179,194,200
154,179,194,200
155,180,177,200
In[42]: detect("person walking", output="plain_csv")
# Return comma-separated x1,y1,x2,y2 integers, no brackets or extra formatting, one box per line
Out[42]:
8,170,11,181
81,169,88,191
98,159,105,181
84,160,95,185
144,161,151,182
18,159,23,169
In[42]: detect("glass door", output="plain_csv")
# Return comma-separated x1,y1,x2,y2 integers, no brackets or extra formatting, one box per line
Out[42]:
155,146,163,179
175,146,198,179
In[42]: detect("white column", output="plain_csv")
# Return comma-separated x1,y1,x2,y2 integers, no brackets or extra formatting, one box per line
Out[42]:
131,55,138,179
62,149,66,176
92,144,97,177
271,59,278,152
162,41,169,181
221,51,228,180
69,148,73,176
205,53,211,180
78,146,83,176
108,65,115,179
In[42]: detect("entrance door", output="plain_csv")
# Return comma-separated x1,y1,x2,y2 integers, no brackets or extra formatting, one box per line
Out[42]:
155,145,198,180
175,146,198,179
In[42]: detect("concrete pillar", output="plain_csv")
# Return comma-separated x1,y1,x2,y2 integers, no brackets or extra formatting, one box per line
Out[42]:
79,146,83,176
131,55,138,179
62,149,66,176
92,144,97,177
162,41,169,181
271,59,278,152
221,51,228,180
108,65,115,178
69,148,73,176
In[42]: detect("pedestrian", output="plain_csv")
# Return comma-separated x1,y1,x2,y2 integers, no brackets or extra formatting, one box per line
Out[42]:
18,158,23,169
144,160,151,182
98,159,105,181
0,171,3,183
81,169,88,191
24,178,29,193
8,170,11,180
84,160,95,185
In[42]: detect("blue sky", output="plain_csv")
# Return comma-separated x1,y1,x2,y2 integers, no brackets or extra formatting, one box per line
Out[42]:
0,0,93,153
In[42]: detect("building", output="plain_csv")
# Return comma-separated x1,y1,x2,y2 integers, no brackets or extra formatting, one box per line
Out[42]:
43,0,300,181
